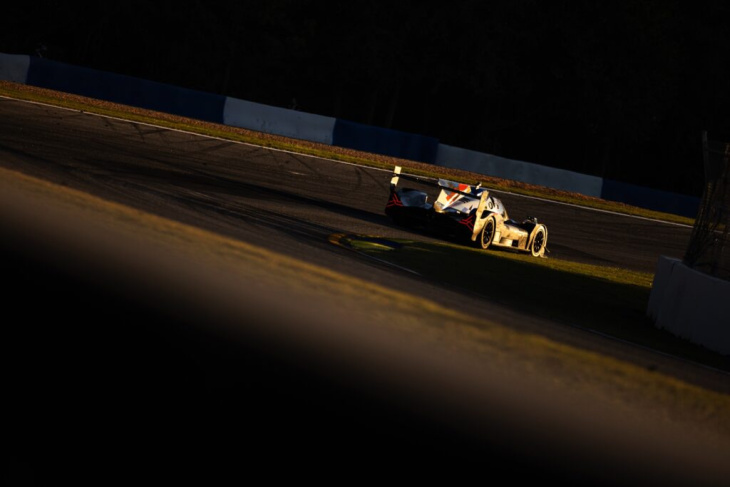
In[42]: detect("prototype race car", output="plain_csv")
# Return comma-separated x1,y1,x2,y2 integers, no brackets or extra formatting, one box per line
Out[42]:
385,166,548,257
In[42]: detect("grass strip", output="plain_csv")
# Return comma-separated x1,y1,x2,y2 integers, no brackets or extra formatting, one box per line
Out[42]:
338,234,730,370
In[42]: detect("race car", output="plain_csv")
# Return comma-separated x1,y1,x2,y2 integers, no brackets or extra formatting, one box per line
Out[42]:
385,166,548,257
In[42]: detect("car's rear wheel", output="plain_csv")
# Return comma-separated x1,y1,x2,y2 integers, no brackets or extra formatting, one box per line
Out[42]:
479,217,496,250
530,226,547,257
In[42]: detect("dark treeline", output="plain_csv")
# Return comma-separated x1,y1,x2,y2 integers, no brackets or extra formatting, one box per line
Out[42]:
6,0,730,196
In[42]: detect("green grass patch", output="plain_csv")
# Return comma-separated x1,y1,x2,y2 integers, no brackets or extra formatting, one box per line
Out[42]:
340,235,729,369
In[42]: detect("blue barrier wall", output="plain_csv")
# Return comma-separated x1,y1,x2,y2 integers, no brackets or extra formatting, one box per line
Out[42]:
26,57,226,124
601,179,699,218
332,119,439,164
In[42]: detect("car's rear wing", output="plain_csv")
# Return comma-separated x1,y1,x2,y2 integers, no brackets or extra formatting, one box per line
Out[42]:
390,165,491,218
389,166,482,197
389,165,431,190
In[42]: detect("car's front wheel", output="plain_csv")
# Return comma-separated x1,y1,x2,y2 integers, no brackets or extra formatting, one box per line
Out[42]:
479,216,496,250
530,226,547,257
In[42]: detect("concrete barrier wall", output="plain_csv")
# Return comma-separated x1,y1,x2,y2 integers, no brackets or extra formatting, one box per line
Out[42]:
24,56,226,124
223,97,336,145
435,144,605,197
647,256,730,355
0,53,29,83
602,179,700,218
436,145,699,217
332,119,439,163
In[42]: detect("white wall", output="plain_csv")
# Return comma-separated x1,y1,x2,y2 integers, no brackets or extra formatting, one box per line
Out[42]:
435,144,604,197
648,256,730,355
223,97,336,145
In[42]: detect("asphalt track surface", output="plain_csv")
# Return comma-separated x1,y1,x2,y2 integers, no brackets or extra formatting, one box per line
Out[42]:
1,97,729,485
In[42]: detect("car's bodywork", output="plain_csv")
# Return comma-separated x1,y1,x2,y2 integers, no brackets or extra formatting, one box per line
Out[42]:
385,166,548,257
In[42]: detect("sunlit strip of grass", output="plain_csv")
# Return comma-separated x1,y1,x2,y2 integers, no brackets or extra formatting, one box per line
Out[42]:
340,235,730,368
0,81,694,226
